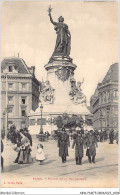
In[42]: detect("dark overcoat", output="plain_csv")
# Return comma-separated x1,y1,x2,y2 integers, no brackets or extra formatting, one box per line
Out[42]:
72,135,84,158
85,134,98,157
100,131,104,142
1,140,3,153
1,140,4,170
58,132,70,157
109,131,114,143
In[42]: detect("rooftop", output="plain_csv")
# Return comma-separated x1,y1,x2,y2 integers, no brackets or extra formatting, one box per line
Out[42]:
1,57,31,74
102,63,118,84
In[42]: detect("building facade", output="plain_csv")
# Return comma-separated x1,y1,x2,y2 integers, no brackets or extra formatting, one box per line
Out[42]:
90,63,118,131
1,57,40,130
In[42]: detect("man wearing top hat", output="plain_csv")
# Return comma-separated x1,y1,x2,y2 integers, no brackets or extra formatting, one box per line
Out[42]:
72,130,85,165
57,127,70,163
85,130,98,164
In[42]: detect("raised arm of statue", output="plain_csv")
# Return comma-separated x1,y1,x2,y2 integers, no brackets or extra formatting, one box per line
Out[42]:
49,13,57,26
48,6,57,26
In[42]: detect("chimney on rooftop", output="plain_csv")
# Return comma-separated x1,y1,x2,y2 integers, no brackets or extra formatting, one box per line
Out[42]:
28,66,35,76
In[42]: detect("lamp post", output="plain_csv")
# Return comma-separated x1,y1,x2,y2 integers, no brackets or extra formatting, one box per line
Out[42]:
40,103,43,134
23,113,28,128
100,109,103,131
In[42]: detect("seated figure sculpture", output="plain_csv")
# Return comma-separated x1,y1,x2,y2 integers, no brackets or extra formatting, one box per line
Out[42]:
69,78,86,105
41,80,54,104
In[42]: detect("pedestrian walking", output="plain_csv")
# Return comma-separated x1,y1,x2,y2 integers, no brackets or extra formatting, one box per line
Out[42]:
103,130,108,141
115,131,118,144
24,128,32,146
13,137,22,163
1,140,4,171
36,144,45,165
18,129,32,164
109,129,114,144
94,129,100,142
85,130,98,164
57,127,70,163
100,130,104,142
72,131,85,165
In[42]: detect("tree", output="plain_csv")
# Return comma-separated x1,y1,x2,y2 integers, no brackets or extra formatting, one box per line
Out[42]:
54,113,84,130
76,115,84,128
62,113,70,128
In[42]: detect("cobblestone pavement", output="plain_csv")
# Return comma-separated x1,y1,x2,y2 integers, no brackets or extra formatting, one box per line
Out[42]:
1,136,119,188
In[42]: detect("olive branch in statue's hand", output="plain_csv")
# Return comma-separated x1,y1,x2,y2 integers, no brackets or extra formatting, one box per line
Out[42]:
47,5,53,15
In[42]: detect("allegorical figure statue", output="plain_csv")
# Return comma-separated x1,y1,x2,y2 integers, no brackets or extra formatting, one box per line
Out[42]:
48,6,71,57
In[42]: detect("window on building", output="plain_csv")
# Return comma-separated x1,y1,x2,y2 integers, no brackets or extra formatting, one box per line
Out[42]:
113,90,118,98
8,83,13,89
21,121,26,127
104,92,106,102
9,66,12,72
21,108,26,116
102,92,105,103
8,96,13,104
8,107,13,114
21,121,25,124
21,97,26,104
114,107,118,116
107,91,110,100
8,121,13,125
22,83,26,89
101,93,103,104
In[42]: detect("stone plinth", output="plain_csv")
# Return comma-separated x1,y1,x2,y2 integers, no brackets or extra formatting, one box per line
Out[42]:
28,55,90,134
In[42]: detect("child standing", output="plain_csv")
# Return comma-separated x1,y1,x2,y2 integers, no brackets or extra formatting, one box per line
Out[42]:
36,144,45,165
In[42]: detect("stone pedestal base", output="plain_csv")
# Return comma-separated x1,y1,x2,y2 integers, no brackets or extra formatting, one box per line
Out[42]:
28,55,90,134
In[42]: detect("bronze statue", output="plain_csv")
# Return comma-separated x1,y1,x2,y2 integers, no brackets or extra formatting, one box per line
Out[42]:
48,6,71,57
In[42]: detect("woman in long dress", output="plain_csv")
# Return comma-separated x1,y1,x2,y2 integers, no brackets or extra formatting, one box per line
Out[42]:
18,130,32,164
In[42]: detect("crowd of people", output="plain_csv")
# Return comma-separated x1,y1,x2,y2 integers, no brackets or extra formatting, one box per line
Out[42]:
57,128,118,165
93,129,118,144
1,125,118,170
58,127,98,165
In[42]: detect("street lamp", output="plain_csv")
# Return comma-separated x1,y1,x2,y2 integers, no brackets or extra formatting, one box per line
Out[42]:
3,111,5,138
3,111,5,130
40,103,43,134
100,109,103,131
5,106,9,129
22,113,27,128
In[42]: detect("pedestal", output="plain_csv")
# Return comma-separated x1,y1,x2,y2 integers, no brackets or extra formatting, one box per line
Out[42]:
28,55,91,134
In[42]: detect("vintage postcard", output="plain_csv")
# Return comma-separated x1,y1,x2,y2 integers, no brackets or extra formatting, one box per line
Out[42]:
1,0,119,189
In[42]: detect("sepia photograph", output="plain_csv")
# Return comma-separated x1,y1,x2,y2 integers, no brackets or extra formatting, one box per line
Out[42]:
0,0,119,189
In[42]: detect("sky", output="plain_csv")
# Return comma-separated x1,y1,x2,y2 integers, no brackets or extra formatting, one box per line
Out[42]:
1,1,119,105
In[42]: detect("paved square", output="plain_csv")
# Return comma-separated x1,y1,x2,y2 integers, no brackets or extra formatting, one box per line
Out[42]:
1,136,119,188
